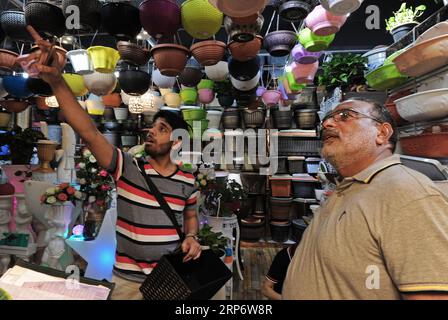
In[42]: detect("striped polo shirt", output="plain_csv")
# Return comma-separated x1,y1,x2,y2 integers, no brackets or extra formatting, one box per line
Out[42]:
108,148,198,282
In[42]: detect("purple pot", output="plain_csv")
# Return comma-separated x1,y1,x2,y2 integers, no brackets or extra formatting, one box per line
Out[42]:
291,44,322,64
139,0,181,39
278,84,289,101
256,86,266,97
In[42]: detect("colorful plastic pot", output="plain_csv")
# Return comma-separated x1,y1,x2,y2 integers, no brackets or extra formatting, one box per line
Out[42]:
181,0,223,39
365,64,408,91
230,72,260,91
180,88,198,104
206,109,223,129
62,73,88,96
101,2,141,40
305,5,348,36
3,75,32,99
182,107,207,120
264,30,297,57
179,67,203,87
262,90,281,107
198,88,215,104
102,93,122,107
190,40,226,66
286,71,306,92
291,44,322,64
256,86,266,97
152,68,176,88
204,61,229,81
151,44,190,77
298,28,335,52
164,92,182,107
66,49,94,75
228,35,263,62
86,46,120,73
85,94,105,115
291,61,319,84
320,0,364,16
186,118,209,139
208,0,268,18
139,0,181,39
197,79,214,90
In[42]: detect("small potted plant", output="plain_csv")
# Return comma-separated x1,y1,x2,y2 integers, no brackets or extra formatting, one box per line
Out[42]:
385,3,426,43
197,223,228,259
214,80,234,107
0,126,46,165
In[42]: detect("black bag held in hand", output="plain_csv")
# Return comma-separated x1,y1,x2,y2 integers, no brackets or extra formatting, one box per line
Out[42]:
137,161,233,300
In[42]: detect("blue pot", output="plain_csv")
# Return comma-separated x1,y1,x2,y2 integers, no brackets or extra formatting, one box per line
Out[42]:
3,75,32,98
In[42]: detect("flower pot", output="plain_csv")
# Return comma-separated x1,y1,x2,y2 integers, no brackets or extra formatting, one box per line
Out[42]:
273,109,292,129
119,70,151,96
103,121,121,132
230,72,260,92
291,219,307,243
291,61,319,84
179,67,203,87
269,219,291,242
365,64,407,91
241,217,265,242
117,41,151,66
294,109,317,129
182,106,207,120
0,11,32,42
164,92,182,108
181,0,223,39
292,175,320,198
224,15,264,43
227,35,263,62
242,108,265,128
0,49,18,72
287,156,306,174
103,107,115,121
3,75,32,99
279,0,313,23
362,46,388,73
25,1,66,38
102,93,121,107
204,61,229,82
198,88,215,104
305,157,321,174
62,0,101,32
295,85,317,106
222,108,240,129
390,22,418,43
152,68,176,88
228,57,260,81
384,102,408,127
180,88,198,104
264,30,297,57
206,109,223,129
208,0,268,18
101,2,141,40
83,71,117,96
0,111,11,127
139,0,181,39
261,90,281,107
86,46,120,73
113,107,128,121
151,44,190,77
305,5,348,36
30,45,67,72
291,44,322,64
36,140,58,173
197,79,215,90
298,27,335,52
190,40,226,66
270,196,293,220
241,172,266,194
400,131,448,158
218,95,234,107
66,49,94,75
86,95,105,115
292,198,319,218
320,0,363,15
26,78,52,97
394,89,448,123
270,178,291,197
61,73,87,97
186,119,208,139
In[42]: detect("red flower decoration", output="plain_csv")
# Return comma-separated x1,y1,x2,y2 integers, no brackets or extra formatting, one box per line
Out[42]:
99,170,108,177
59,183,70,189
57,193,68,201
66,187,76,195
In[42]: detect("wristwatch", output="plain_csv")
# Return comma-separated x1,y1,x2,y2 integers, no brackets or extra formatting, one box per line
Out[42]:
185,233,199,241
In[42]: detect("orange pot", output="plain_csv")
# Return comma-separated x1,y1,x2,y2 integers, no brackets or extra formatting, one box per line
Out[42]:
150,44,190,77
228,35,263,62
35,96,50,110
270,178,292,197
0,49,19,71
190,40,226,66
102,93,122,107
0,100,29,113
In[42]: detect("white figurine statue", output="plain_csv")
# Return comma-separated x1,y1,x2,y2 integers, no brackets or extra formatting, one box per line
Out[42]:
0,195,12,275
55,123,76,184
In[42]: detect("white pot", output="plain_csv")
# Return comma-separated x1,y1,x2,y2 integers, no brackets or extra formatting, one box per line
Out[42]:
83,71,117,96
320,0,363,15
67,49,94,75
113,107,128,121
152,68,176,88
206,110,223,129
205,61,229,82
417,72,448,92
230,72,260,91
394,88,448,122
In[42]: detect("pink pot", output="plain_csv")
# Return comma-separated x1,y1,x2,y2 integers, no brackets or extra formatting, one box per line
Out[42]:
261,89,281,107
198,88,215,104
291,61,319,84
305,5,348,36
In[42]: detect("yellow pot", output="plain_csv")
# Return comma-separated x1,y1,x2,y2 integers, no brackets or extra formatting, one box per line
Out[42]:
159,88,173,97
164,92,182,107
62,73,88,96
86,46,120,73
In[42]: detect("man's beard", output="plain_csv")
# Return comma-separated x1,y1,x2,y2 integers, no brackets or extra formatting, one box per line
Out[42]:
145,141,173,159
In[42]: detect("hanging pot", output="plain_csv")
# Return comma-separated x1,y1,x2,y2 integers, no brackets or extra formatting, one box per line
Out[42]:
62,73,88,97
31,45,67,71
26,78,52,97
224,15,264,43
117,41,151,66
218,95,234,107
151,44,190,77
62,0,101,32
204,61,228,81
198,88,215,104
83,71,117,96
119,70,151,96
230,13,260,25
229,57,260,81
0,99,29,113
139,0,181,39
86,94,105,115
262,90,281,107
25,1,65,38
0,49,19,72
0,11,33,42
102,93,122,107
179,67,204,87
180,88,198,104
114,107,129,120
181,0,223,39
3,75,32,99
279,1,313,23
320,0,363,16
230,72,260,92
86,46,120,73
243,108,265,128
228,35,263,62
291,61,319,84
264,31,297,57
291,43,322,64
208,0,269,18
298,27,335,52
190,40,226,66
164,92,182,107
101,2,141,40
197,79,214,90
256,86,267,97
152,68,176,88
66,49,94,75
305,5,348,36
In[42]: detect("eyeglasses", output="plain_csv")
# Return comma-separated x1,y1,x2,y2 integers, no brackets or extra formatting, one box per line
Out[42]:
320,108,383,126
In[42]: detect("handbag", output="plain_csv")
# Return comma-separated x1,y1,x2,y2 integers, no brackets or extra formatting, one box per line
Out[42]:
136,160,233,300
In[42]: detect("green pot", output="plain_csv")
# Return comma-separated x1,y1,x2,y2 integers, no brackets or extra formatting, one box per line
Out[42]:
286,71,306,92
365,64,408,91
182,107,207,120
180,88,198,104
298,28,335,52
197,79,215,90
187,119,209,139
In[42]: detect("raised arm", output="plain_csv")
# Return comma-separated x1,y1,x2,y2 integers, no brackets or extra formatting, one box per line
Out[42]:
16,25,114,169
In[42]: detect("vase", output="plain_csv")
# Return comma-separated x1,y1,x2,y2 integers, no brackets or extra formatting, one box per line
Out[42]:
35,140,58,173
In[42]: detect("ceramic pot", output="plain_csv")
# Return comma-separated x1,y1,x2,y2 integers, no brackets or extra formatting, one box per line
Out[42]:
305,5,348,36
151,44,190,77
